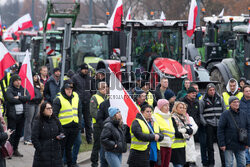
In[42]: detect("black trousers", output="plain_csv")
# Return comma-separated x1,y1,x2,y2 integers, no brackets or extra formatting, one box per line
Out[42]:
82,101,92,142
62,127,79,166
7,114,25,151
206,125,225,167
90,126,102,167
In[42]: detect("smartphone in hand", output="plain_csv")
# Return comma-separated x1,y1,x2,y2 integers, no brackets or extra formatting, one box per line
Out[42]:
57,133,65,140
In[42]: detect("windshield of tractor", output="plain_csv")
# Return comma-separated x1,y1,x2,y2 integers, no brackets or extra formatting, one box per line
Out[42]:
235,34,245,75
131,28,181,71
71,33,110,71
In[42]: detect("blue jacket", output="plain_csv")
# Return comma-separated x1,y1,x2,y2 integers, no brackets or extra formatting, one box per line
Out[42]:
239,97,250,115
217,108,250,151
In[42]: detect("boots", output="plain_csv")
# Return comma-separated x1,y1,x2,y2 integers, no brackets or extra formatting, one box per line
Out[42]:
13,150,23,157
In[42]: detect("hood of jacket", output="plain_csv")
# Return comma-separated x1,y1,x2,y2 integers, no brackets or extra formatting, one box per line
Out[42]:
226,78,239,95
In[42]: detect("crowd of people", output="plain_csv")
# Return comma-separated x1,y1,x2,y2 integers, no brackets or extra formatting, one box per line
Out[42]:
0,63,250,167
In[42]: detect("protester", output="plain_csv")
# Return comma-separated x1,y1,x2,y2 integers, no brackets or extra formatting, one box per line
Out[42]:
164,89,176,111
43,67,61,103
200,83,226,167
24,72,43,145
91,68,106,95
0,116,13,167
239,85,250,166
39,66,49,86
154,77,170,101
176,78,190,100
190,82,202,100
32,102,64,167
6,74,30,157
90,82,108,167
100,107,127,167
134,89,147,109
222,78,243,110
153,99,175,167
239,77,247,92
53,79,82,167
127,104,164,167
171,102,193,167
72,63,93,144
141,80,155,107
218,96,250,167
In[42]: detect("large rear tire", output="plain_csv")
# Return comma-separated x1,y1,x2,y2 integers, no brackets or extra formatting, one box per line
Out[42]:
210,69,226,95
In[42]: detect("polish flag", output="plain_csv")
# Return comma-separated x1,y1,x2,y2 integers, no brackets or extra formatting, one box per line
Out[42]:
0,42,16,80
46,46,55,55
39,18,52,31
39,21,43,31
125,7,131,21
107,0,124,31
0,16,2,36
19,50,34,99
160,11,166,21
218,8,224,17
3,14,33,40
187,0,198,37
247,20,250,34
109,69,139,127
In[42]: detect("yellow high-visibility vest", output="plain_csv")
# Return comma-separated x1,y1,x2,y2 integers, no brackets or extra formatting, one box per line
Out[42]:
153,113,175,143
0,91,3,115
130,118,160,151
92,94,104,124
58,92,79,125
222,92,243,110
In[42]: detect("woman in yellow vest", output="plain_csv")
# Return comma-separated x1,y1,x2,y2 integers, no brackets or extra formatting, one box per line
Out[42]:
153,99,175,167
127,104,164,167
171,102,193,167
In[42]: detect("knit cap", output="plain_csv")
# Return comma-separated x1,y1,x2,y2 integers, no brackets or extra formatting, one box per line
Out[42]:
187,86,197,94
164,89,175,100
108,107,120,117
229,96,239,105
157,99,169,110
11,74,21,82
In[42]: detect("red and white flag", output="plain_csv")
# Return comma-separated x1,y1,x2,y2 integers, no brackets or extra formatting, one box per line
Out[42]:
247,20,250,34
125,7,131,21
218,8,224,17
19,50,34,99
3,14,33,40
107,0,124,31
109,70,139,127
0,16,2,36
0,42,16,80
39,18,52,31
187,0,198,37
46,46,55,55
160,11,166,21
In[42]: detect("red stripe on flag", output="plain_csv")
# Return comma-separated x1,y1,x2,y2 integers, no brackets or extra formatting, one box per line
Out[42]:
0,53,16,80
187,6,198,37
19,20,33,30
123,89,139,127
113,5,123,31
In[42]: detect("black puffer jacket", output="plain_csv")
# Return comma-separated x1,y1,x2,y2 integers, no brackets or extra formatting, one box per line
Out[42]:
0,123,8,162
6,83,30,120
32,115,63,167
100,117,127,153
72,72,92,102
28,86,42,105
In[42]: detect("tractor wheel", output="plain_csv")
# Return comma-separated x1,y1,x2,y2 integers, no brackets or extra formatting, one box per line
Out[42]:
210,69,226,94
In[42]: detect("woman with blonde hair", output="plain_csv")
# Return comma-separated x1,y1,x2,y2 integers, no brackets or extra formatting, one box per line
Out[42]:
170,102,193,167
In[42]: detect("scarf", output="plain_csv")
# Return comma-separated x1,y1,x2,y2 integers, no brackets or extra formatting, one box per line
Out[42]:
172,112,188,130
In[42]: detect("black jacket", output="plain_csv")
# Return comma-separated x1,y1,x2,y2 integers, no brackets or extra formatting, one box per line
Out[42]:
217,108,250,151
127,113,164,167
43,76,60,103
28,86,42,105
0,123,8,161
32,115,63,167
6,83,30,120
96,99,110,128
100,117,127,153
72,72,92,102
53,89,82,129
180,96,200,126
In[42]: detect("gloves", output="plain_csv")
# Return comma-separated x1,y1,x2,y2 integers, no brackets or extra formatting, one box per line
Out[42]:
178,128,186,134
183,133,190,140
186,127,193,135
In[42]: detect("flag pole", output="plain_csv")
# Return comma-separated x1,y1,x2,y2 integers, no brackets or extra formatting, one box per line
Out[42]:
24,78,26,96
108,68,155,134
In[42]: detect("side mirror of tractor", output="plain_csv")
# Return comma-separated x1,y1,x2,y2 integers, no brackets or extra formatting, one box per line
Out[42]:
195,28,203,48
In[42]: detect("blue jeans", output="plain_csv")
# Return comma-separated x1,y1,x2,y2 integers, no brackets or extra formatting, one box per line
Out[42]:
224,150,246,167
72,130,82,164
246,149,250,164
105,151,122,167
173,164,183,167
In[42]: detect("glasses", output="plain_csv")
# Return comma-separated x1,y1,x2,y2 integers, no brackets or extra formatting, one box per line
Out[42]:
45,107,53,110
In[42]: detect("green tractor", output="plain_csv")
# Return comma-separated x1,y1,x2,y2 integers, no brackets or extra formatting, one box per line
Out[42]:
210,24,250,93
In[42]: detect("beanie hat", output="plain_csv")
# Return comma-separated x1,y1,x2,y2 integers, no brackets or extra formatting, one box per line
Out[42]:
207,83,216,92
187,86,197,94
229,96,239,105
96,68,106,74
157,99,169,110
135,89,144,96
63,79,73,89
164,89,175,100
140,80,149,88
80,63,88,70
53,67,60,73
11,74,21,82
108,107,120,117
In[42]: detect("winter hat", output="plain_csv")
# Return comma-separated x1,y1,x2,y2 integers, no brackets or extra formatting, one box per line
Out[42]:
157,99,169,110
96,68,106,74
63,79,73,89
229,96,239,105
140,80,149,88
187,86,197,94
164,89,175,100
206,83,216,92
11,74,21,82
108,107,120,117
135,89,144,96
53,67,60,73
80,63,88,70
